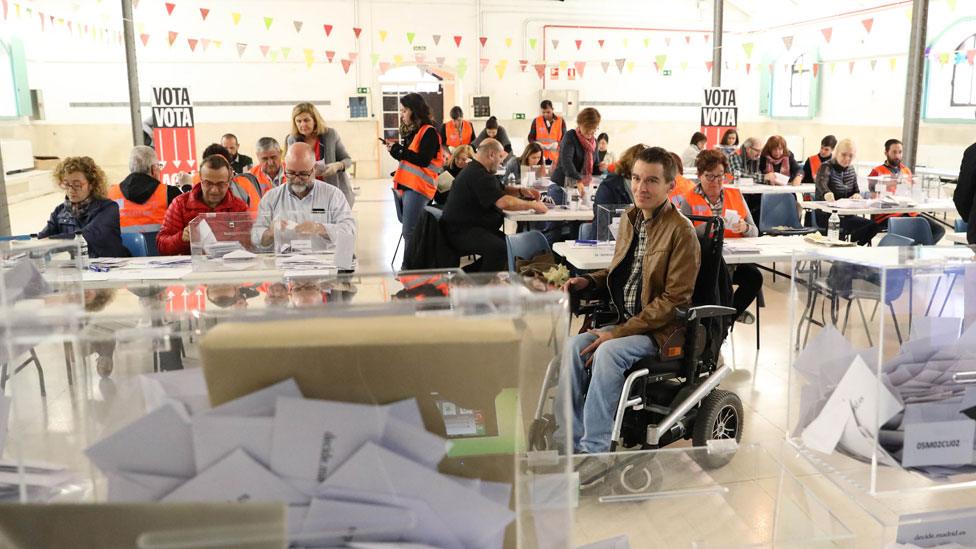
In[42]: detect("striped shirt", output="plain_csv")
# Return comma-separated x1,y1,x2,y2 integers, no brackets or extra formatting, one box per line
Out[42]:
622,211,648,317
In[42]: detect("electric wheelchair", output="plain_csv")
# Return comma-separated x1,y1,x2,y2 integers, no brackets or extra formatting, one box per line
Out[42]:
529,215,744,490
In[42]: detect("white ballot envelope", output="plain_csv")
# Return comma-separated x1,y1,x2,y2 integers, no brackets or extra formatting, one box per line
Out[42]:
85,402,196,478
206,378,302,418
298,499,417,546
724,209,741,226
773,172,790,185
192,415,273,472
163,448,309,505
902,402,976,468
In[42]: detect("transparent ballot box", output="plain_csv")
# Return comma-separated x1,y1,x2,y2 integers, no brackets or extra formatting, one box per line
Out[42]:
188,211,258,272
788,245,976,540
0,269,574,548
269,209,357,271
595,204,629,242
863,173,945,203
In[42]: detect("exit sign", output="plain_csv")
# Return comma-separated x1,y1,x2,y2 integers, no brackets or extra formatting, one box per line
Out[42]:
662,70,672,76
514,113,525,120
356,87,369,94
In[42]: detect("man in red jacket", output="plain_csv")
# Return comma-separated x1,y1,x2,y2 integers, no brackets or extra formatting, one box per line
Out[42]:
156,154,248,255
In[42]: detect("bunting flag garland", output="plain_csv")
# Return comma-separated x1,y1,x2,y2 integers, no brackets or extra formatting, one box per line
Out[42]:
214,40,222,48
456,58,468,79
551,39,559,50
862,18,873,33
812,63,819,78
379,30,387,42
782,36,793,50
370,53,379,66
598,39,604,48
654,54,667,72
664,37,671,46
269,50,278,62
705,61,713,72
574,39,582,50
948,0,957,10
955,51,965,64
348,52,358,62
479,58,489,71
848,60,856,74
685,35,691,45
237,43,247,57
293,21,302,33
745,64,751,75
890,57,897,71
528,38,536,50
559,61,567,71
623,38,628,48
432,34,441,46
378,61,390,75
187,38,197,51
680,60,688,72
626,60,635,73
393,54,403,65
323,24,333,37
821,28,832,43
614,58,626,73
341,59,352,74
742,42,754,58
353,27,362,39
199,8,208,20
495,59,507,79
870,59,878,70
406,32,415,44
768,63,774,73
303,48,314,68
231,12,240,25
643,37,650,48
325,50,335,63
601,61,610,73
263,17,272,30
202,38,211,51
505,37,512,48
479,36,487,47
259,45,269,57
968,49,976,65
939,52,950,65
281,46,290,58
829,62,836,73
140,33,149,46
165,2,175,15
534,63,546,79
454,35,462,47
168,30,177,46
574,60,585,78
519,59,528,72
435,56,445,66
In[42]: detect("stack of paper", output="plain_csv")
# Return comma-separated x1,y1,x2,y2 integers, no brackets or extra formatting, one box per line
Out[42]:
795,322,976,479
203,241,244,259
89,375,515,547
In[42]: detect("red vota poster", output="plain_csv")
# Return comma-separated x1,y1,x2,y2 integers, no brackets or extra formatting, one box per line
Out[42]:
152,87,198,187
700,87,737,150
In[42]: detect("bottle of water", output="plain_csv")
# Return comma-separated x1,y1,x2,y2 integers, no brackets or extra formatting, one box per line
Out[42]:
827,210,841,241
74,231,90,269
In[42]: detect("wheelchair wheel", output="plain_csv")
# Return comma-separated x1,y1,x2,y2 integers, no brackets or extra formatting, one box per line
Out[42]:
610,454,664,495
528,414,557,451
691,389,743,470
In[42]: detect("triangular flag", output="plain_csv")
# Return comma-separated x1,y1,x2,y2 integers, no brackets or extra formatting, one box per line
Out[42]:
665,37,671,46
615,58,626,73
768,63,774,73
939,52,950,65
654,54,667,72
705,61,714,72
742,43,754,58
680,61,688,72
370,53,379,66
406,32,415,44
534,63,546,79
623,38,629,48
948,0,957,9
432,34,441,45
551,39,559,50
67,20,72,32
414,53,425,64
519,59,528,72
685,35,691,44
2,0,8,20
956,51,965,64
457,58,468,79
187,38,197,51
745,64,751,75
353,27,362,39
231,12,240,25
379,30,387,42
598,39,604,48
165,2,175,15
323,24,333,37
270,50,279,62
862,18,873,33
263,17,272,30
529,38,537,50
889,57,897,71
214,40,222,48
281,46,290,58
259,45,270,57
559,61,568,71
870,58,878,70
341,59,352,74
454,35,462,47
436,56,445,66
848,60,856,74
821,28,832,43
293,20,303,33
480,58,489,71
575,39,582,50
139,33,149,46
505,37,512,48
626,61,634,73
643,37,650,48
326,50,335,63
829,62,836,73
201,38,211,51
393,54,403,65
348,52,358,62
967,49,976,65
379,62,390,74
601,61,610,73
303,49,314,68
812,63,820,78
167,31,177,46
574,61,585,78
199,8,208,20
782,36,793,50
479,36,487,47
237,43,247,57
495,60,507,79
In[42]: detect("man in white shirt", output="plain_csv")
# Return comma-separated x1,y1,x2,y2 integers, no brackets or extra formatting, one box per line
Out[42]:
251,142,356,252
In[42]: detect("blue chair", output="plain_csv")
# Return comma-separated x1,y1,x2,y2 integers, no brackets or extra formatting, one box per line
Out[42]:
955,219,968,233
578,222,595,240
758,194,817,235
505,230,550,272
888,217,934,246
424,205,443,221
121,232,148,257
877,233,914,247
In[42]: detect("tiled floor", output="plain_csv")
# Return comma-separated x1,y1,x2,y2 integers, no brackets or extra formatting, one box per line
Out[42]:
4,183,975,547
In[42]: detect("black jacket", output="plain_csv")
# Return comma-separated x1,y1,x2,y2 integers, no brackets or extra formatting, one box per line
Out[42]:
550,129,602,186
954,142,976,244
390,125,440,168
119,172,181,205
38,198,129,258
403,209,459,270
593,173,633,214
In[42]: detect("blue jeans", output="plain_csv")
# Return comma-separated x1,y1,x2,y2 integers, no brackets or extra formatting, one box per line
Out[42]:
399,188,430,244
555,329,657,453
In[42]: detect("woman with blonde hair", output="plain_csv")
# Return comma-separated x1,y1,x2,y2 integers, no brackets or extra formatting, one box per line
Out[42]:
434,144,474,205
38,156,127,257
285,102,355,206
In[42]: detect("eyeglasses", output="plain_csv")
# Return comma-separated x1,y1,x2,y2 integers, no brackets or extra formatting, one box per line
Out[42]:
747,147,761,154
60,181,88,191
700,172,726,182
285,170,314,181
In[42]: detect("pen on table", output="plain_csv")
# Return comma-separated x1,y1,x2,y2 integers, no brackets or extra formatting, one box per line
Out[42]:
575,240,597,246
88,265,110,273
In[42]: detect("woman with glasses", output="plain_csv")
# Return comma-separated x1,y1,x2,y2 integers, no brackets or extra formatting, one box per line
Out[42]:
285,102,355,206
39,156,128,257
677,150,762,324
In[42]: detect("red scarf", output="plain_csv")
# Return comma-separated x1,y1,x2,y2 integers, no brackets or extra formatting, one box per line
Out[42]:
763,154,791,177
577,129,596,185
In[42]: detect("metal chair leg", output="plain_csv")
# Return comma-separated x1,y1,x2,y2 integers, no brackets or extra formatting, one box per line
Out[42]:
856,298,873,347
841,298,853,336
889,301,904,345
938,273,958,317
390,234,404,271
30,349,45,398
924,276,943,317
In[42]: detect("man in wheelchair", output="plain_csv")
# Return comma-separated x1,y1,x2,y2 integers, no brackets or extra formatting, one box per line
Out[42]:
558,146,702,454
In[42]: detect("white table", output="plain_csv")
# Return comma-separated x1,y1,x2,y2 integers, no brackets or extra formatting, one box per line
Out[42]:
945,232,970,245
80,255,340,287
915,166,959,181
729,183,815,195
800,198,956,216
503,208,594,234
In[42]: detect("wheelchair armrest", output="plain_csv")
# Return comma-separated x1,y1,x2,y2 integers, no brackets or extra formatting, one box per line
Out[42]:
569,284,609,316
675,305,737,322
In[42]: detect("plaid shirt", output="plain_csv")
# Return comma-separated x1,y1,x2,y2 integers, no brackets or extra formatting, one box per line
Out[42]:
622,211,649,317
729,150,762,181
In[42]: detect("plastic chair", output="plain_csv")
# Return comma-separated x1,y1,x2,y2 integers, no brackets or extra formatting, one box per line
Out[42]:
121,232,148,257
758,194,817,235
888,217,934,246
391,189,405,270
424,205,443,221
955,219,968,233
877,233,914,247
505,230,550,272
578,222,595,240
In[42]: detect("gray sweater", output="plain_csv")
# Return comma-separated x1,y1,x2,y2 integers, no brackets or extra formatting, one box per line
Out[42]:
285,128,355,206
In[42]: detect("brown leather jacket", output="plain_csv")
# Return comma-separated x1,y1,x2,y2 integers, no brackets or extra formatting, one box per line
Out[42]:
586,201,700,357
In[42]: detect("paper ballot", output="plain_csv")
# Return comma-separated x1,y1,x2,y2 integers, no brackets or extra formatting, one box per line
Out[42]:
164,448,308,505
206,378,302,418
192,416,273,472
85,402,196,478
298,499,418,546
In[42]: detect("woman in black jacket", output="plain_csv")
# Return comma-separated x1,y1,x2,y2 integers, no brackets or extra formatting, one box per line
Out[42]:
550,107,603,193
386,93,442,246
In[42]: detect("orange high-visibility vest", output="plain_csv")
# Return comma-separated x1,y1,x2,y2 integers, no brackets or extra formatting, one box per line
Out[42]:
807,154,826,180
250,164,284,189
682,187,749,239
444,120,474,148
669,175,697,206
108,182,168,233
870,163,916,223
533,115,564,164
392,125,444,200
